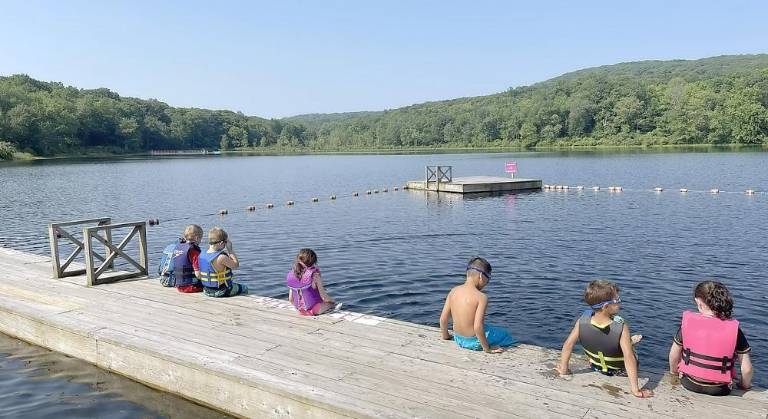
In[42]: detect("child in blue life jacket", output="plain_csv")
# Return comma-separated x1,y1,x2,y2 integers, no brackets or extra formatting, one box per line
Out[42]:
286,248,340,315
199,227,248,297
439,257,516,353
158,224,203,293
668,280,753,396
556,279,653,398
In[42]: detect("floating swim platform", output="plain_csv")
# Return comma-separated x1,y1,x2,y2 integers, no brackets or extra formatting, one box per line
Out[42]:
406,176,542,194
0,247,765,418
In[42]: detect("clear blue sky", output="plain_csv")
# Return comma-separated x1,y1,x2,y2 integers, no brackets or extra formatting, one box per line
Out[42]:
1,1,766,118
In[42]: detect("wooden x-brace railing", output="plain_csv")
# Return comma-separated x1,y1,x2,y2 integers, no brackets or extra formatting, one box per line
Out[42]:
48,218,111,278
84,222,147,286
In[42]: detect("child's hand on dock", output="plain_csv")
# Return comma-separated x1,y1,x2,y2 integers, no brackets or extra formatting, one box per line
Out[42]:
632,388,654,398
484,347,504,354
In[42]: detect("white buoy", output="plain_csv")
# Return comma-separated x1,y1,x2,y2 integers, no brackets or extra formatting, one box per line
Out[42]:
680,188,688,193
592,186,600,191
654,187,664,192
562,185,570,190
746,189,755,195
576,186,584,191
710,188,720,194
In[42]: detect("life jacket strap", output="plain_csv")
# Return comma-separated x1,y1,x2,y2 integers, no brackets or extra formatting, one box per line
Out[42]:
583,348,624,372
683,347,734,373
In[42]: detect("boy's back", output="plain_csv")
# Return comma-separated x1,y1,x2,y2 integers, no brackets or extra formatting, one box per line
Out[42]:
446,284,486,337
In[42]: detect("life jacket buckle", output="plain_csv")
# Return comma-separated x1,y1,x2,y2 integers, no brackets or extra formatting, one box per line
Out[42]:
682,348,691,365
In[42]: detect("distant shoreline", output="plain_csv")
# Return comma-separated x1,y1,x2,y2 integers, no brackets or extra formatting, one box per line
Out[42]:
2,143,766,163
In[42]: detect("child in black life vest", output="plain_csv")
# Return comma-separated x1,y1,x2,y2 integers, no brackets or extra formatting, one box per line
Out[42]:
668,280,753,396
556,280,653,398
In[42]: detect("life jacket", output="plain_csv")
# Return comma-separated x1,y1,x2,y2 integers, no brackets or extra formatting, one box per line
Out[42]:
158,240,181,287
678,311,738,384
286,266,322,312
199,249,233,289
172,241,199,288
578,311,625,372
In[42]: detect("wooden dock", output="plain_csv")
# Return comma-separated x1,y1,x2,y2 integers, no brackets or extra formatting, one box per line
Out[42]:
0,246,766,418
406,176,542,194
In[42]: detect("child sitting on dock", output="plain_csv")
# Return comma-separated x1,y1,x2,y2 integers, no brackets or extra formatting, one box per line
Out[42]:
439,257,516,353
668,280,752,396
199,227,248,297
158,224,203,293
286,248,341,315
556,279,652,398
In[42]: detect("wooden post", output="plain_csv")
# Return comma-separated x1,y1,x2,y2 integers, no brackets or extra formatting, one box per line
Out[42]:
83,227,96,287
138,222,148,275
48,224,61,278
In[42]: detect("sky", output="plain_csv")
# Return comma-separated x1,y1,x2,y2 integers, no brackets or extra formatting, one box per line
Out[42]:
1,1,766,118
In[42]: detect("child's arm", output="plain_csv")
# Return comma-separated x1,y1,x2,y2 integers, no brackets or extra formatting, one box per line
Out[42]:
620,323,653,398
223,241,239,269
439,291,452,340
474,294,501,353
738,353,753,390
313,272,335,303
668,342,682,374
556,320,580,376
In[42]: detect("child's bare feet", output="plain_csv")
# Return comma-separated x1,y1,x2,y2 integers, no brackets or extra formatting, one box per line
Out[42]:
631,334,643,345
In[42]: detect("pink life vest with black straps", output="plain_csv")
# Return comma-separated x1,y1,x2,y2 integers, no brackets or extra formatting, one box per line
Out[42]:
286,266,322,312
678,310,739,384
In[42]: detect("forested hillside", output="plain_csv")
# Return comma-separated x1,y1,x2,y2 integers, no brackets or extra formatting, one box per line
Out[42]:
1,54,767,159
289,54,768,149
0,75,311,157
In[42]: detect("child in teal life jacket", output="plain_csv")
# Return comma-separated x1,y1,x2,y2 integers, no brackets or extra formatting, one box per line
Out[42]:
439,257,516,353
199,227,248,297
158,224,203,293
556,280,653,398
668,280,753,396
286,248,340,316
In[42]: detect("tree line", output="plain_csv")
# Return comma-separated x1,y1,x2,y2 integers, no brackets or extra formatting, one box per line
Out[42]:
1,55,767,159
0,74,311,157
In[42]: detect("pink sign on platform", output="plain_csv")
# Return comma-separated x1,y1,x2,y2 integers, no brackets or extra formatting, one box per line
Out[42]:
505,161,517,173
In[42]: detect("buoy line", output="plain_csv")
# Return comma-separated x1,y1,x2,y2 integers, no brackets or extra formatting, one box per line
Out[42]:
146,184,406,226
543,184,764,195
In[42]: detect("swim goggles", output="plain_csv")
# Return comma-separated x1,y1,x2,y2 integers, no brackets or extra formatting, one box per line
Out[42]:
466,266,491,280
590,297,621,309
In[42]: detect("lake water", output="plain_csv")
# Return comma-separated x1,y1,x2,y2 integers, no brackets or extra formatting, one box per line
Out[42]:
0,149,766,413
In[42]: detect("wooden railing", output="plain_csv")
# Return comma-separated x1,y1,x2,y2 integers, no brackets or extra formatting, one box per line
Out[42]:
48,218,112,278
48,219,148,286
425,165,452,191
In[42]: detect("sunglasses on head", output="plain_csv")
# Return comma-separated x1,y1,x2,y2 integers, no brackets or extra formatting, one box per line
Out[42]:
467,266,491,280
590,297,621,309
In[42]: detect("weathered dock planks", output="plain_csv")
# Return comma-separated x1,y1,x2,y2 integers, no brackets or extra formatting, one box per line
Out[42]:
0,246,765,418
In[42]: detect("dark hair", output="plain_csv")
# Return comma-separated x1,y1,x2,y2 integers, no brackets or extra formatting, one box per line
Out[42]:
584,279,619,307
293,248,318,279
467,257,492,279
695,280,733,320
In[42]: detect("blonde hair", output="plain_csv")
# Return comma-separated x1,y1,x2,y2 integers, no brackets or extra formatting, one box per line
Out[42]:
208,227,228,244
183,224,203,243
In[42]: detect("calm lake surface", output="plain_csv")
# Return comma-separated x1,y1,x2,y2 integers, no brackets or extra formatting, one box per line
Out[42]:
0,149,766,413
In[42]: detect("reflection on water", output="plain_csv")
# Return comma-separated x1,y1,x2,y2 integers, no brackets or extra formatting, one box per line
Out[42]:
0,150,766,391
0,333,229,418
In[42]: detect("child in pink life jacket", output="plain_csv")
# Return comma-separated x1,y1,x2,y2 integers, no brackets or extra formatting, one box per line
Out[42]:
286,248,341,316
669,280,753,396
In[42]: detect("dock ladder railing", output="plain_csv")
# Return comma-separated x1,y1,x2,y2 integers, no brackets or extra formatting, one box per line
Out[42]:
48,218,148,286
425,165,452,191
